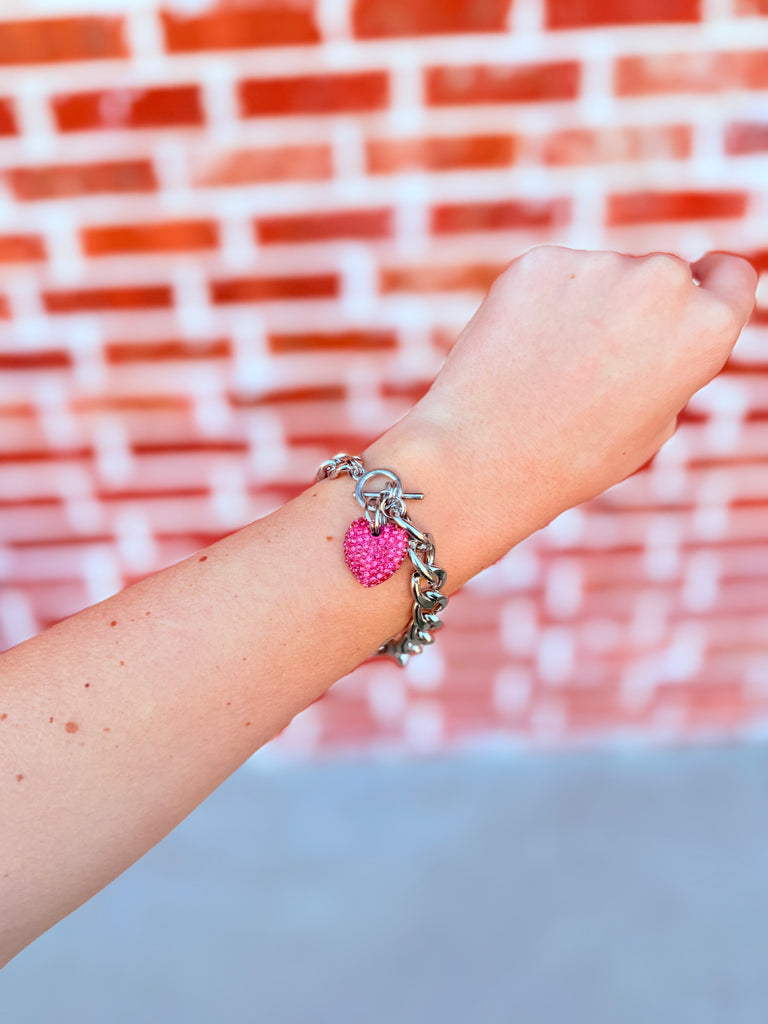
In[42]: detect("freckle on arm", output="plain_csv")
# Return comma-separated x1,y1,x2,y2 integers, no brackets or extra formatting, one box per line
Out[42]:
65,721,79,734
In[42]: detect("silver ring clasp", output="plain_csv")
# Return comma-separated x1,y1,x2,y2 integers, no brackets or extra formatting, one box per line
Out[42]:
354,469,423,509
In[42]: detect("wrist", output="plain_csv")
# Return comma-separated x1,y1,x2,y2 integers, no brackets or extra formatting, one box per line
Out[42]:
362,408,511,592
367,403,565,584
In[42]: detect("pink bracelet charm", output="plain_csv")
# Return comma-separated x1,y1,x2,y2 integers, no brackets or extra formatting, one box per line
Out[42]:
344,517,408,587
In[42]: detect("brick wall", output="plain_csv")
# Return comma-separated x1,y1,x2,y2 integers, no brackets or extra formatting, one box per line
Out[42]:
0,1,767,756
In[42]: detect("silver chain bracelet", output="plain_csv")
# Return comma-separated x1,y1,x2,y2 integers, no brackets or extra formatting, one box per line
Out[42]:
315,453,448,667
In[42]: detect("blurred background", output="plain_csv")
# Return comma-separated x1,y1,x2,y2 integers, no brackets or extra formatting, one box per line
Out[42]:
2,0,768,1020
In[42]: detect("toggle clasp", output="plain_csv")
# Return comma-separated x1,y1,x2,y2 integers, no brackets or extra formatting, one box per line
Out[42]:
354,469,423,508
354,469,423,535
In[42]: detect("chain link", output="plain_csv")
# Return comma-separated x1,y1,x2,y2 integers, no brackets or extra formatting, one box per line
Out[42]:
315,452,448,667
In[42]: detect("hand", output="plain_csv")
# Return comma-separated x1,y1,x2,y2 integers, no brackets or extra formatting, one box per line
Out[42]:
402,245,757,560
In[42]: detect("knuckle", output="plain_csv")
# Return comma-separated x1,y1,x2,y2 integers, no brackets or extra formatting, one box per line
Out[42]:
522,243,564,261
517,243,572,271
641,252,693,288
491,245,558,293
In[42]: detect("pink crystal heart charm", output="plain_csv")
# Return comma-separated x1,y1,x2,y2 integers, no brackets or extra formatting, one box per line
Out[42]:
344,517,408,587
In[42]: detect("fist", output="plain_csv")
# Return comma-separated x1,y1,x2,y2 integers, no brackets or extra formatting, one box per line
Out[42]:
408,245,757,551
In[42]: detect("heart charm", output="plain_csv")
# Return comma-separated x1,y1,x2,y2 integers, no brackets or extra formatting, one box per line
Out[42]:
344,517,408,587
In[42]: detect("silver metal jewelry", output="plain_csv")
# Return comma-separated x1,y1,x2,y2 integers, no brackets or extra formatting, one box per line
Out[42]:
315,453,448,667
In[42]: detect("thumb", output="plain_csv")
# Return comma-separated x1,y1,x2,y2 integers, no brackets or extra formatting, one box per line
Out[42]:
690,251,758,328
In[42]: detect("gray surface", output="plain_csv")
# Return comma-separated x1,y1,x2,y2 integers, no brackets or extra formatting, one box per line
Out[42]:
3,743,768,1023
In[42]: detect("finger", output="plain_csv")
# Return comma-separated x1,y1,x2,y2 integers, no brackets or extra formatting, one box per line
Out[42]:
690,251,758,326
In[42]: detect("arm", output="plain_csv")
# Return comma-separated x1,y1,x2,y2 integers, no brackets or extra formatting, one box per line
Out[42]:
0,246,757,965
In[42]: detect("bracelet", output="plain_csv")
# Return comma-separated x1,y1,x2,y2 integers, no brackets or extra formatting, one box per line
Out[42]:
315,453,448,667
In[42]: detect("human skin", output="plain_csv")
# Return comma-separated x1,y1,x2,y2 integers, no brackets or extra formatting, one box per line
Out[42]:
0,246,757,966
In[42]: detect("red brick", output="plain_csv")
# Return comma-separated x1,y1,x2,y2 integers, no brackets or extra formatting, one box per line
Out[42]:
132,439,247,456
74,394,189,414
616,51,768,95
557,686,627,730
43,285,173,314
367,134,515,173
211,275,339,304
161,4,319,51
239,71,389,117
82,219,219,256
256,208,392,245
0,17,126,65
106,339,230,364
0,404,36,424
540,124,691,164
0,235,46,263
432,198,569,233
0,493,63,510
283,433,375,459
52,85,203,132
232,383,346,407
745,249,768,272
431,327,460,356
353,0,512,37
547,0,700,28
725,122,768,155
655,680,745,717
381,378,431,403
0,98,17,136
193,144,332,186
426,62,580,105
9,160,156,201
608,190,748,224
382,263,505,292
0,446,92,464
0,350,71,370
268,330,397,354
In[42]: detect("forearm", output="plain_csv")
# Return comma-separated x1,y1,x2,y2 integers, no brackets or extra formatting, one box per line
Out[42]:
0,410,535,965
